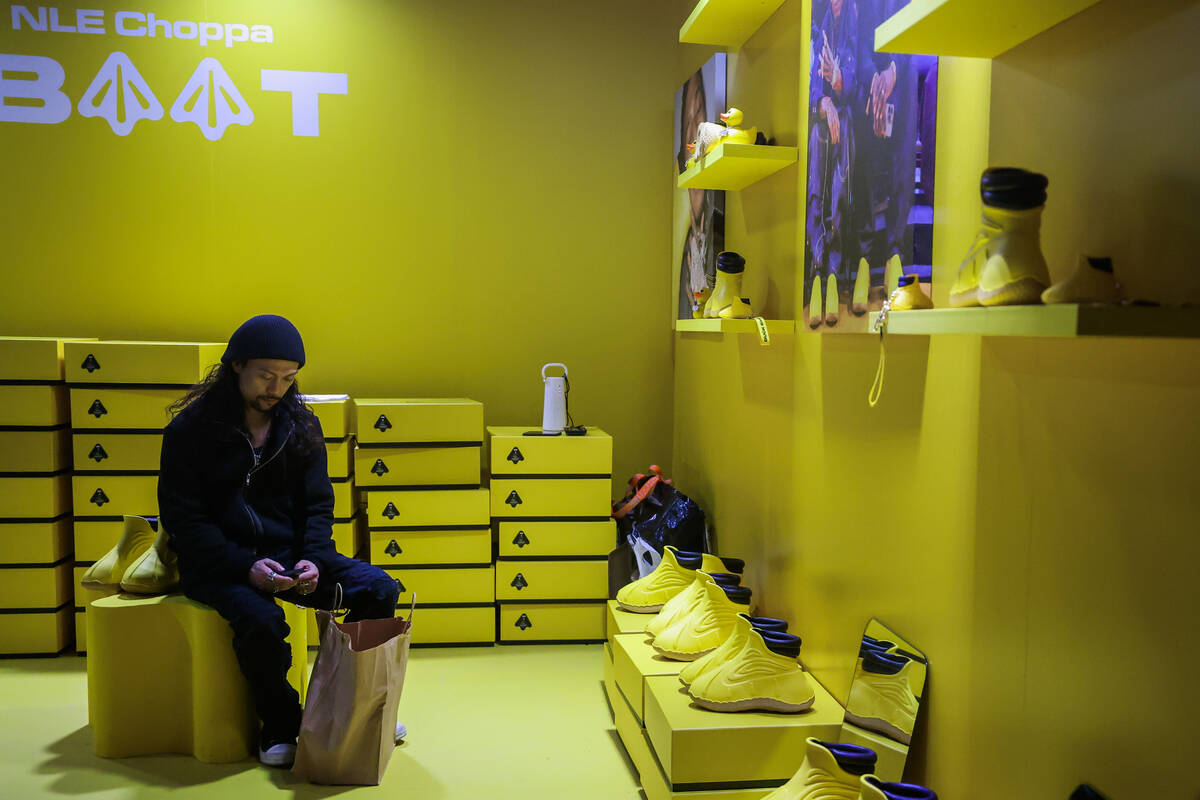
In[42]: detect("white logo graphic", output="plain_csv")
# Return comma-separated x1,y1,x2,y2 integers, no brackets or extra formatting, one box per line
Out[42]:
169,57,254,141
77,51,163,136
261,70,348,137
0,53,72,124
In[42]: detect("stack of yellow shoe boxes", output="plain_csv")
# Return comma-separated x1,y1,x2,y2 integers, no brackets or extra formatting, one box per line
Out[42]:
66,340,224,653
489,427,614,644
0,337,91,656
355,399,493,646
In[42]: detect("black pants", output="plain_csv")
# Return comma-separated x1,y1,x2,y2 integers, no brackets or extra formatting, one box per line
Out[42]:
184,554,400,742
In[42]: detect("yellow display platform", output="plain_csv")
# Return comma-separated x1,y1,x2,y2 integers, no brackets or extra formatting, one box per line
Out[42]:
356,444,482,487
0,336,95,382
868,304,1200,338
1,605,72,655
607,599,652,638
64,341,224,385
676,143,798,191
74,583,118,654
488,426,613,476
497,519,615,558
0,517,72,564
301,394,354,438
874,0,1103,58
498,601,605,642
87,593,307,761
0,474,71,519
368,487,490,527
644,674,843,786
354,398,484,445
614,678,659,781
604,639,616,700
370,528,492,566
641,754,775,800
490,477,612,518
0,429,70,473
71,474,157,517
614,632,684,724
71,432,161,472
678,0,787,48
495,559,608,601
839,722,908,783
675,318,796,335
0,384,68,427
69,387,181,430
383,565,496,605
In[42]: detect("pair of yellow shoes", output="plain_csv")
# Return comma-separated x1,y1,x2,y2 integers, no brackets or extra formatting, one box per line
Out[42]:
763,738,937,800
616,546,743,613
679,613,815,713
81,515,179,595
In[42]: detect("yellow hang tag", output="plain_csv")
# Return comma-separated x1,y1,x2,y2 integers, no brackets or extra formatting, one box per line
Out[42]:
753,316,770,346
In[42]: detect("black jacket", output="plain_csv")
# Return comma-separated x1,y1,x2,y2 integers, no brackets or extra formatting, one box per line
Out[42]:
157,401,338,587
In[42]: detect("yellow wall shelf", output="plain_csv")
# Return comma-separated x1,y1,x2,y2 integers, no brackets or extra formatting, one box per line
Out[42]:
679,0,788,49
675,318,795,335
874,0,1103,58
676,142,797,191
867,305,1200,338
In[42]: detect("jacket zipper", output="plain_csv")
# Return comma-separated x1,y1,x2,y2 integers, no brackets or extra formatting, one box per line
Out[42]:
240,428,291,550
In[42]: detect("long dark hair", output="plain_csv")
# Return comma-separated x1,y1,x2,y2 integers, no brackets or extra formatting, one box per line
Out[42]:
168,362,323,455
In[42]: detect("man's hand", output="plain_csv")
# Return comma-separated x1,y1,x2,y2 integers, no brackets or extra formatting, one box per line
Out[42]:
250,558,297,594
294,560,320,596
820,96,841,146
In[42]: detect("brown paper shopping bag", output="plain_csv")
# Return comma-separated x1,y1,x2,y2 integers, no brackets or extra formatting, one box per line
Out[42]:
292,591,414,785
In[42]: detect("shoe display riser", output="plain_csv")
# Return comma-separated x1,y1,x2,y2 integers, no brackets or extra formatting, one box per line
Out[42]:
607,599,651,638
614,632,685,724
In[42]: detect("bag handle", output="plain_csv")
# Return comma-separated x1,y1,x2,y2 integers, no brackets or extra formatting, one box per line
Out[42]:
613,465,672,519
406,593,416,624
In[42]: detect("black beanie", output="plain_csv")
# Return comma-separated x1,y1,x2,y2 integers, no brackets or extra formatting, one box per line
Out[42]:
221,315,306,368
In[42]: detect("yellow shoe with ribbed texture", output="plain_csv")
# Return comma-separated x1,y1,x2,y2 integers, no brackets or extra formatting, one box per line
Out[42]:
688,628,813,713
651,579,752,661
616,546,700,613
761,738,877,800
645,570,740,639
119,528,179,594
858,775,938,800
81,515,156,588
844,651,920,745
679,613,753,686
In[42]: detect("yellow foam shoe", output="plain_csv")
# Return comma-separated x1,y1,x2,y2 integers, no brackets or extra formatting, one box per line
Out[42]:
761,738,877,800
678,612,754,686
704,252,749,319
688,628,814,713
1041,254,1122,305
883,254,903,298
120,528,179,595
976,204,1049,306
81,515,157,588
889,275,933,311
645,571,735,638
824,273,840,327
858,775,938,800
844,651,920,745
616,546,700,613
807,276,823,329
851,258,871,316
651,579,752,661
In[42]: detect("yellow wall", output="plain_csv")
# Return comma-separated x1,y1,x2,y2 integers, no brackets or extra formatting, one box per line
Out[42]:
673,0,1200,797
0,0,683,485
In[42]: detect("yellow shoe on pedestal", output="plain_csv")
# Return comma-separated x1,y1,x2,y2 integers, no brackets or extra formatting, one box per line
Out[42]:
81,515,157,588
120,529,179,594
645,571,738,638
1041,254,1122,305
761,738,877,800
889,275,934,311
844,651,920,745
977,203,1050,306
688,628,814,713
824,273,840,327
883,254,903,298
705,252,751,319
851,258,871,316
616,546,701,613
651,579,753,661
807,277,824,329
680,613,789,686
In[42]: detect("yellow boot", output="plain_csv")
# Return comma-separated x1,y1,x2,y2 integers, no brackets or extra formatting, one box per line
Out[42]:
761,738,877,800
1041,254,1122,305
81,515,156,588
977,204,1050,306
883,254,903,298
889,275,933,311
807,276,823,329
679,613,788,686
688,628,814,712
824,273,840,327
120,528,179,594
704,252,753,319
858,775,938,800
851,258,871,316
616,546,700,613
651,580,753,661
844,651,920,745
645,571,739,638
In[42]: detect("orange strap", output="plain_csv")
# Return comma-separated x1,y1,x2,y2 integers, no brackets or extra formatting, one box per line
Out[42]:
612,465,670,519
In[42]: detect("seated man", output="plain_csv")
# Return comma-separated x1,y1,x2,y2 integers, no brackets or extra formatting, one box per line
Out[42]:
158,314,402,767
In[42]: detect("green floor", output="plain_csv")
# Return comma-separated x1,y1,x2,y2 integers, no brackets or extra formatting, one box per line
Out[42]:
0,644,642,799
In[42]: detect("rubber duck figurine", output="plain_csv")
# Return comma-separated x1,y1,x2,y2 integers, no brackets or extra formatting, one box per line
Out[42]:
684,108,761,168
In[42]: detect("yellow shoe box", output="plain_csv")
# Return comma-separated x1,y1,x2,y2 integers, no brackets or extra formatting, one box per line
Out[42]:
71,475,157,518
497,520,614,558
64,341,224,385
302,394,354,439
369,528,491,566
0,606,72,655
331,516,357,558
495,559,608,601
0,429,71,473
643,674,843,787
0,561,73,609
607,599,652,638
307,604,495,647
70,387,180,430
0,518,72,565
367,487,489,528
383,565,495,605
488,426,613,475
0,385,69,427
331,479,355,518
356,445,481,488
0,474,71,519
838,721,909,783
614,632,683,725
325,437,354,480
72,432,162,472
613,672,658,780
490,477,612,518
0,336,95,382
355,398,483,446
497,601,604,642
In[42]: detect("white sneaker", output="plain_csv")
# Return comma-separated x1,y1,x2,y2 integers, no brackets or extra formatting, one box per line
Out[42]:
259,739,297,767
395,722,407,744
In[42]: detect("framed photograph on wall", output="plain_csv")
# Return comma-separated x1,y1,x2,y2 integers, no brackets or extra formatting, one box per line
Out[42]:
673,53,727,321
803,0,938,332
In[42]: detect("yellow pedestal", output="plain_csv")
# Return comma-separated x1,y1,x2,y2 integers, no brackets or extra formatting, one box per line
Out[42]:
607,599,653,638
614,632,684,724
86,593,307,762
